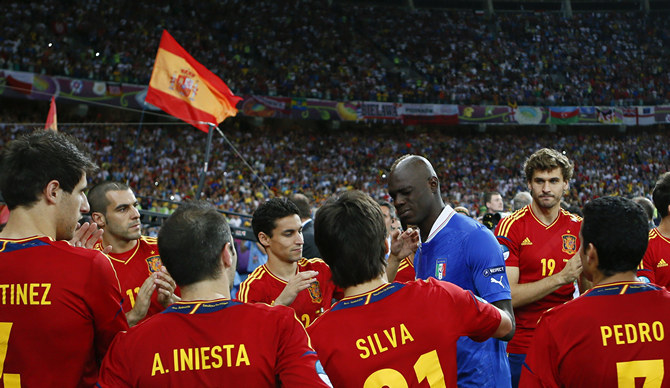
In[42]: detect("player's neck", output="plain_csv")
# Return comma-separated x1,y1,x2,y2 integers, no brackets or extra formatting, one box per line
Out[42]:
530,201,560,225
266,255,299,281
103,234,139,254
179,278,231,302
592,271,638,287
420,203,445,241
657,218,670,238
343,275,387,298
0,206,56,240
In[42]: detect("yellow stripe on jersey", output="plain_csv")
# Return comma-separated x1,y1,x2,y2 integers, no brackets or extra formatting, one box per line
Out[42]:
237,266,268,302
496,207,528,237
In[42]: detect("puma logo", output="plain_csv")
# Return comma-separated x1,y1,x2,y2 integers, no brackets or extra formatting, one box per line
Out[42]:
490,276,505,289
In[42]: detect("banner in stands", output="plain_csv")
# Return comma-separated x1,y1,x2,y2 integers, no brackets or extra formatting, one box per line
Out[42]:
1,70,668,127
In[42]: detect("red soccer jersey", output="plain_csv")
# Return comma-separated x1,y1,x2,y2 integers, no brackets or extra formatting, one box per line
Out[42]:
237,258,340,327
306,279,502,388
394,256,416,283
521,281,670,388
98,299,330,387
96,236,178,322
637,228,670,287
0,236,128,387
495,205,582,354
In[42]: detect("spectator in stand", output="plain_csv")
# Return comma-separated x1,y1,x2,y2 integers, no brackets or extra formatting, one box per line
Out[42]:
512,191,532,211
632,196,657,230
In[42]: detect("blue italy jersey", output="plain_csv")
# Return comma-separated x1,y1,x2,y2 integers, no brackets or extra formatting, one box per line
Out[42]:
415,206,512,388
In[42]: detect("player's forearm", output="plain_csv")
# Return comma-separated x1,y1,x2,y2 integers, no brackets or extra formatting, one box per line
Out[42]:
385,254,402,282
510,275,566,308
125,309,143,327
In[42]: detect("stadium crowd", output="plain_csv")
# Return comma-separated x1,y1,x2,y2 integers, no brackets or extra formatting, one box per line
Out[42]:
1,117,667,218
2,0,670,106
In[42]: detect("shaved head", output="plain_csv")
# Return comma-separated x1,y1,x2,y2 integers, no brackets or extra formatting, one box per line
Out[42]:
390,155,438,182
388,155,444,239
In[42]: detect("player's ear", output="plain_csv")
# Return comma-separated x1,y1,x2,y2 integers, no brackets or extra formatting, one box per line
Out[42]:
221,242,233,269
90,212,106,227
585,242,598,267
44,180,61,205
428,176,439,193
257,232,270,247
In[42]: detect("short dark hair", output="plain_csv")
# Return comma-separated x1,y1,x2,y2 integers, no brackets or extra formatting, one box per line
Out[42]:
0,131,97,210
581,196,648,277
158,201,232,287
88,181,131,215
652,172,670,218
252,198,300,242
314,191,387,289
483,191,501,206
524,148,574,183
289,193,312,219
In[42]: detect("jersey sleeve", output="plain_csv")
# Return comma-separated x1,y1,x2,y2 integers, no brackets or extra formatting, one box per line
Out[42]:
86,251,130,361
98,331,133,388
637,249,656,284
466,228,512,303
274,306,332,387
237,274,272,304
432,278,502,342
520,314,561,388
495,216,521,267
394,257,416,283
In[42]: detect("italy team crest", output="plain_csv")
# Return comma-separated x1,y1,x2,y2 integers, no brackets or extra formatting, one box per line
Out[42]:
307,281,323,303
146,255,162,273
435,259,447,280
561,235,577,255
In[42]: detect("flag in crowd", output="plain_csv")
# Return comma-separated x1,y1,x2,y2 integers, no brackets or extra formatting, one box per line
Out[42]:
146,30,243,133
45,96,58,131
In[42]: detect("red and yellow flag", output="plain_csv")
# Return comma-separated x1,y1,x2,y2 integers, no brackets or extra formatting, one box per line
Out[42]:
45,96,58,131
146,30,242,132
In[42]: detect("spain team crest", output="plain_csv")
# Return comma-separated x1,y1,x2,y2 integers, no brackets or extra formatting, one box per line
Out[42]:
307,281,323,303
170,69,199,101
561,235,577,255
146,255,163,273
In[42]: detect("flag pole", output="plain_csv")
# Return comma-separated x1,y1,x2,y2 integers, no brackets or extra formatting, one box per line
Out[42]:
195,122,216,199
126,103,147,185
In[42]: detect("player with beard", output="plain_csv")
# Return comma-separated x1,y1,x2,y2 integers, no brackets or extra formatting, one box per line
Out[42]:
495,148,585,388
88,182,179,326
0,131,128,386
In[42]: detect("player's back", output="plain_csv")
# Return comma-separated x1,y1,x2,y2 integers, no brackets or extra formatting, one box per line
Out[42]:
99,299,328,387
307,278,502,388
0,236,127,387
528,282,670,387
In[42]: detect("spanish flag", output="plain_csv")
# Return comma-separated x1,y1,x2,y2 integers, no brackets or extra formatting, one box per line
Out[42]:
45,96,58,131
146,30,242,132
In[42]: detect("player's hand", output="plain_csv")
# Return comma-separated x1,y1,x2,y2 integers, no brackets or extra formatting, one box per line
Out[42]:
274,270,319,307
125,274,156,327
69,222,111,253
156,266,180,307
390,227,419,261
558,254,583,285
